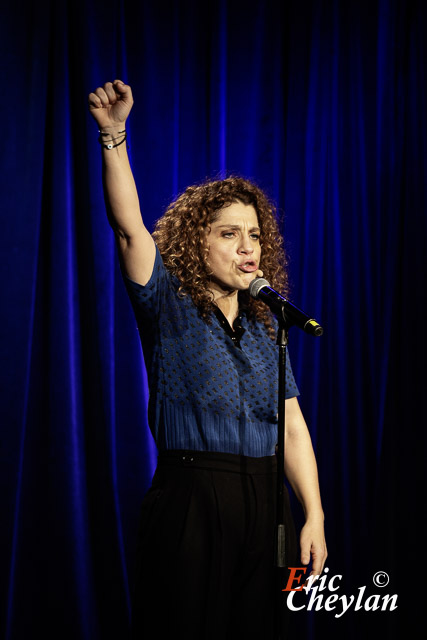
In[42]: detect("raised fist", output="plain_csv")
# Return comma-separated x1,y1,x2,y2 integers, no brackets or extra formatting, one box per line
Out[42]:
88,80,133,130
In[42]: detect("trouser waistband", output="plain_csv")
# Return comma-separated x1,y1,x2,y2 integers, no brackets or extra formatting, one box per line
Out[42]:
157,449,278,474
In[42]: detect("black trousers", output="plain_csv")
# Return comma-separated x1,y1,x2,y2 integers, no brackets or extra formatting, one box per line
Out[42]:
131,450,297,639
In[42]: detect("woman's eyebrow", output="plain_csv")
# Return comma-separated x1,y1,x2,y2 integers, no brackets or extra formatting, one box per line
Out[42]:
215,224,261,231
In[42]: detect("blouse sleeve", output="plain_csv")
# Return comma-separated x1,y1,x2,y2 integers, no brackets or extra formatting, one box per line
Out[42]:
122,243,172,321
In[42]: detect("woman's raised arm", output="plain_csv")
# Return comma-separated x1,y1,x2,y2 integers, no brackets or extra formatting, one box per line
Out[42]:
88,80,156,285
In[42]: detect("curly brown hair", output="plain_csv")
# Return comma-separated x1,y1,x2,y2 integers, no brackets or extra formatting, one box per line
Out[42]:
152,176,289,338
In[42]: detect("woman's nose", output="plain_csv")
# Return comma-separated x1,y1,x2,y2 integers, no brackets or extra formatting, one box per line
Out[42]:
238,236,254,254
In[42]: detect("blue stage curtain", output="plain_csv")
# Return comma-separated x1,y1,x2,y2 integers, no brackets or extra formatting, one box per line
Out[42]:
1,1,425,637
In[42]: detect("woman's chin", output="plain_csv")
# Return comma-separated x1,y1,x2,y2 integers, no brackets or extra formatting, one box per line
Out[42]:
239,271,261,287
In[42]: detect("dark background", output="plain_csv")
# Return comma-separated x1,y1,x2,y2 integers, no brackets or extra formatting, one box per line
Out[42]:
1,0,426,638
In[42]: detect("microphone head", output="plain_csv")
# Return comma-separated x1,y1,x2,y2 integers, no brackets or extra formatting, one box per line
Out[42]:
248,277,270,299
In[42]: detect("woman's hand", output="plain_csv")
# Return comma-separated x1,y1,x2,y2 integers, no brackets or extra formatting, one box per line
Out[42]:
88,80,133,130
300,517,328,578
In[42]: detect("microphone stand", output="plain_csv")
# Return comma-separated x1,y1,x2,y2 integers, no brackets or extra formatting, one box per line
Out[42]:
275,315,290,639
248,277,323,637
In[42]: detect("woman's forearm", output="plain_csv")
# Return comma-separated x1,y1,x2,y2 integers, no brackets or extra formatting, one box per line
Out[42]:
100,131,145,240
283,397,327,573
283,397,324,521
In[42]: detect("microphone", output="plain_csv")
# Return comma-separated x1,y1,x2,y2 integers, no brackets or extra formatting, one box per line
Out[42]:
249,278,323,336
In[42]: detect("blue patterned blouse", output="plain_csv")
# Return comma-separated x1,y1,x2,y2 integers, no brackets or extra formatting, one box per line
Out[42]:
124,244,299,457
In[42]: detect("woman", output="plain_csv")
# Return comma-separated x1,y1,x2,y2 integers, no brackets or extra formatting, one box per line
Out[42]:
88,80,327,639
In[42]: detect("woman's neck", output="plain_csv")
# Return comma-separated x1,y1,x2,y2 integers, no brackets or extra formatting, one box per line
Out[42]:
209,283,239,328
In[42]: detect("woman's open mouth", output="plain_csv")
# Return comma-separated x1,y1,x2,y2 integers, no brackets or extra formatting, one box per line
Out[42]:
237,261,258,273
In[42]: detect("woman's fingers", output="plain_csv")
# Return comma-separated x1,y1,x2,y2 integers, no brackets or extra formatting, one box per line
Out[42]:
88,92,102,110
310,543,328,576
103,81,118,104
113,80,134,108
89,83,123,110
88,80,133,127
93,86,110,107
113,79,126,92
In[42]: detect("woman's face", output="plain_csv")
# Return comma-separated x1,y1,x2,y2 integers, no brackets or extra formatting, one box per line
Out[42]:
205,201,262,298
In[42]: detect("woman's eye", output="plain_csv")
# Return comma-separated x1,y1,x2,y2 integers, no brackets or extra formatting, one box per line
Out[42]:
221,231,259,240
